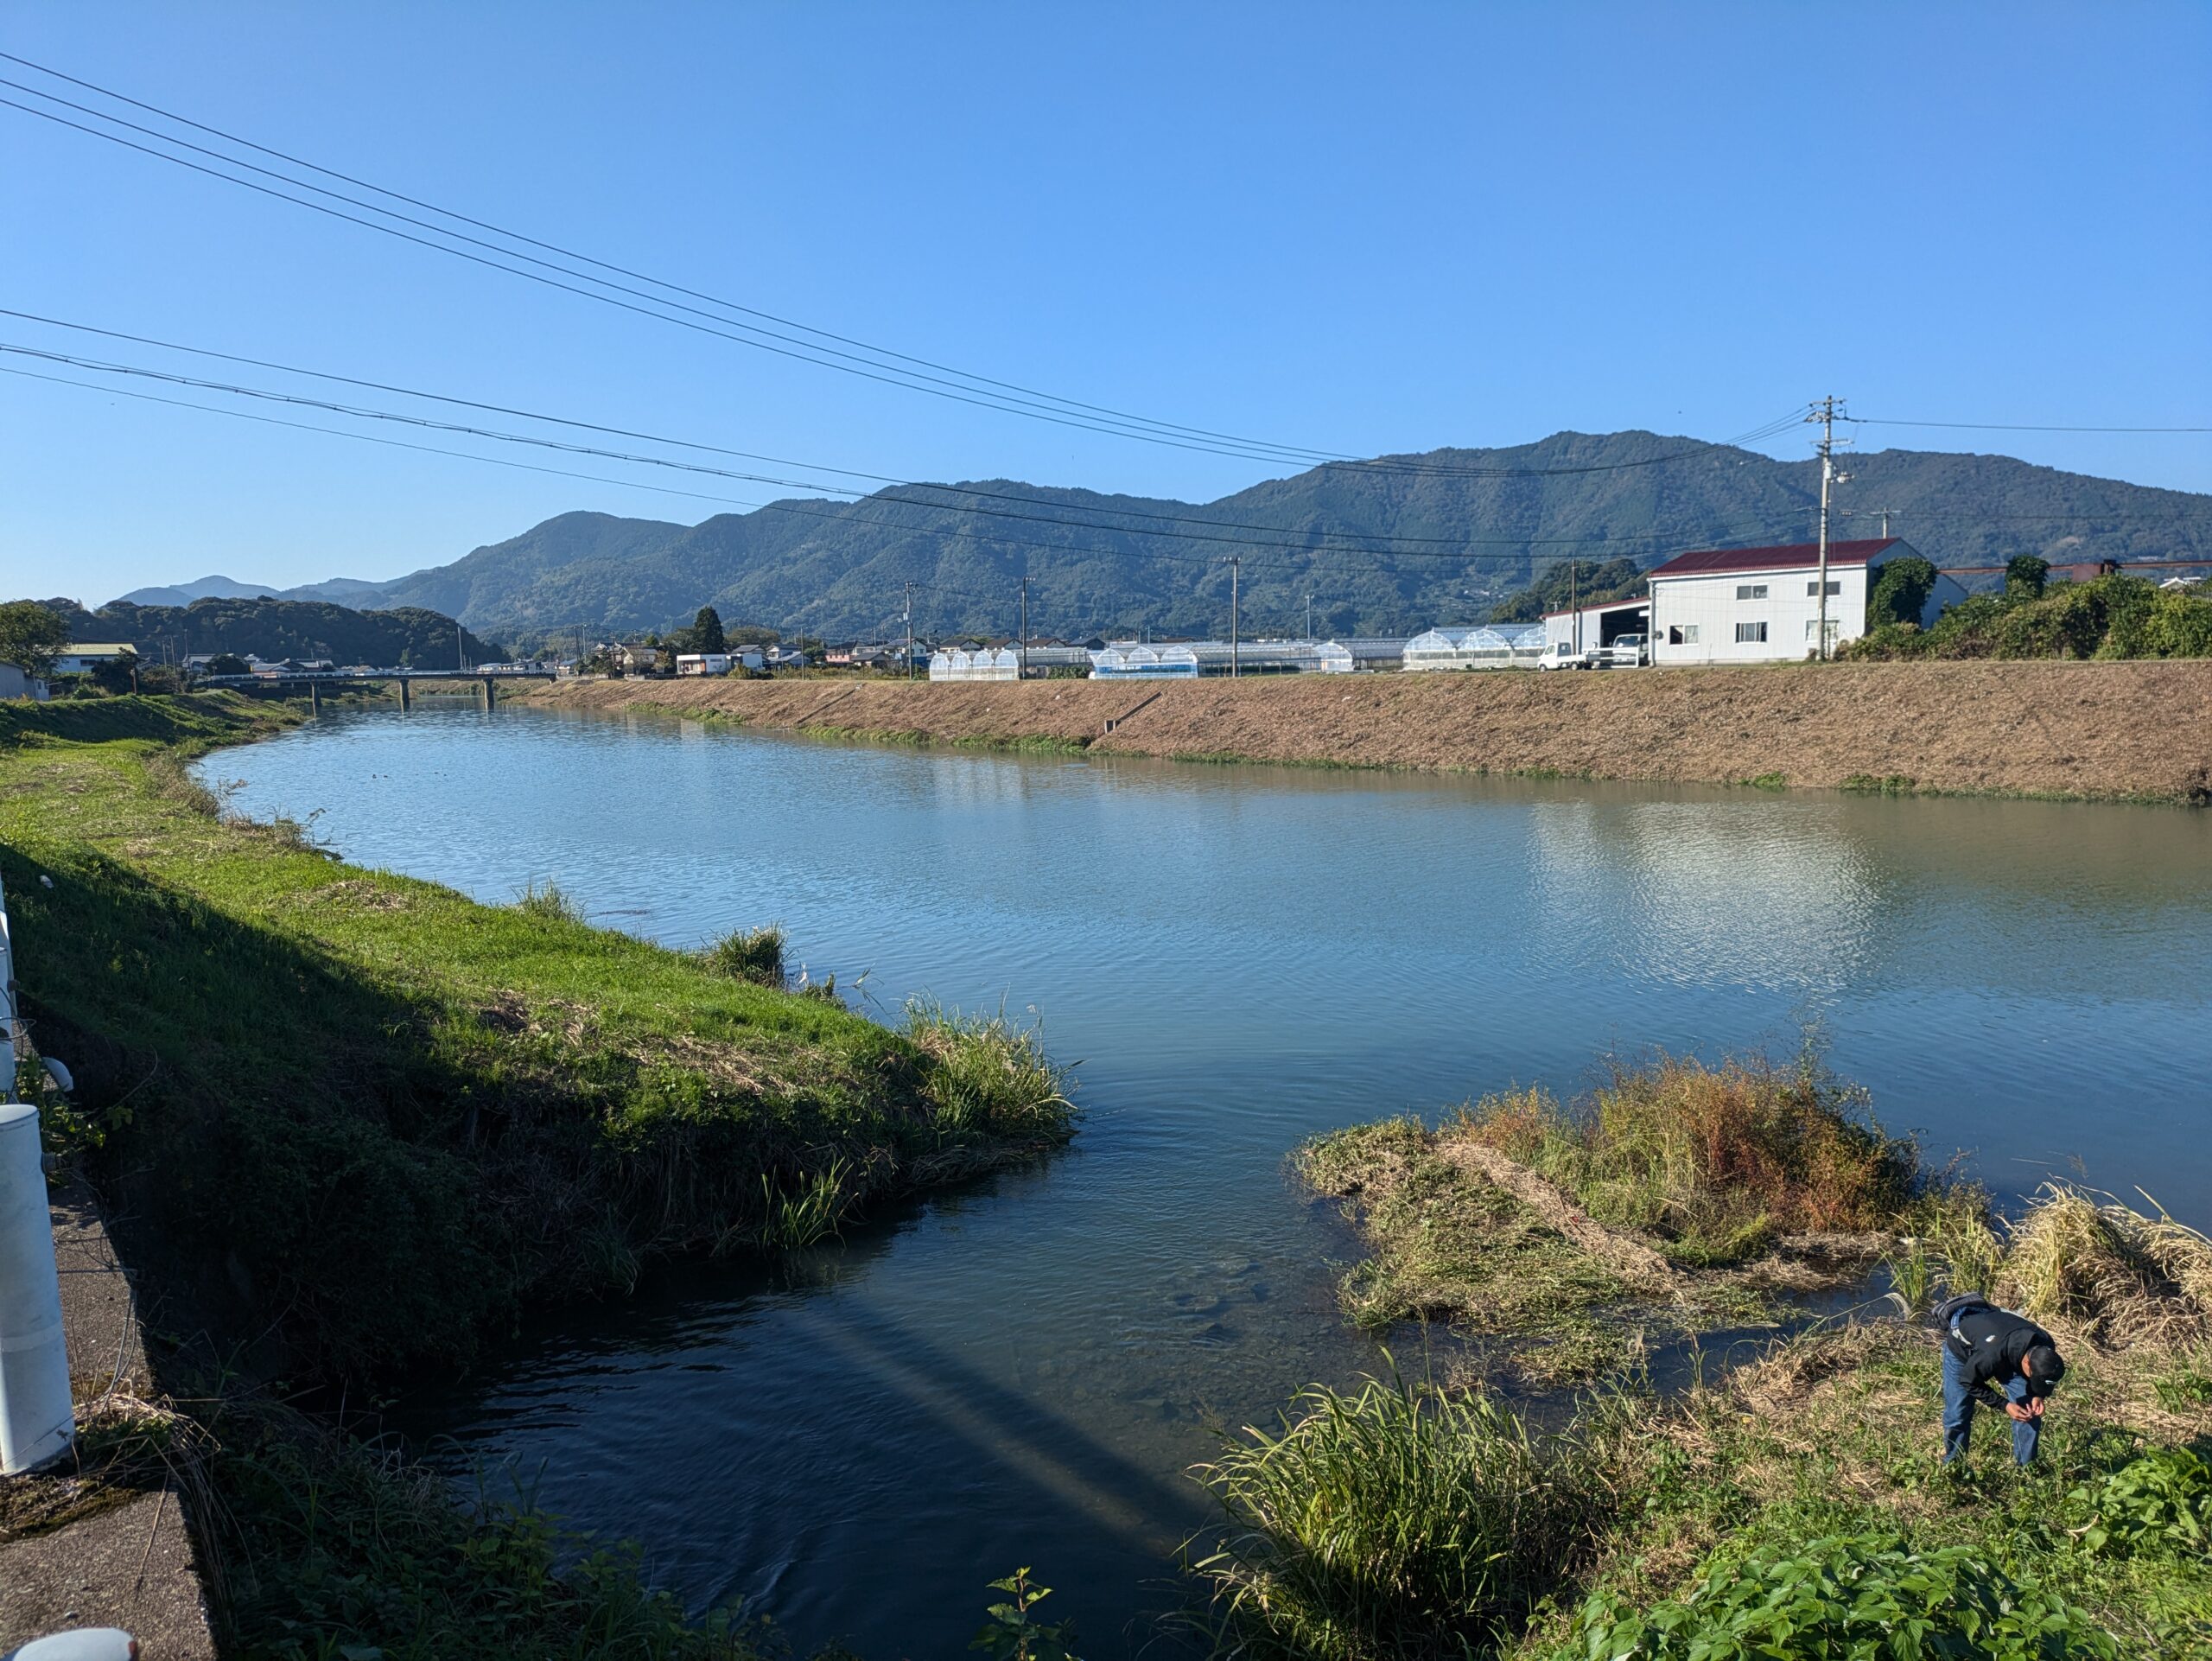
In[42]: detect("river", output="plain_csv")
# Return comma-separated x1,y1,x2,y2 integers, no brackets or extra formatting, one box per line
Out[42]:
204,702,2212,1657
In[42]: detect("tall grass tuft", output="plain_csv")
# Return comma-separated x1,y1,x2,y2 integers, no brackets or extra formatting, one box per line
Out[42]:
906,1000,1076,1147
1189,1375,1599,1660
515,879,585,924
700,923,787,987
1460,1053,1923,1266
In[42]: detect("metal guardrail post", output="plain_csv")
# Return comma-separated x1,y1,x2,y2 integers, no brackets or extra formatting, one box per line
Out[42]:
0,869,76,1474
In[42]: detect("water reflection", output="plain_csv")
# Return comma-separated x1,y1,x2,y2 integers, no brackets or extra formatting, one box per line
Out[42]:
209,706,2212,1658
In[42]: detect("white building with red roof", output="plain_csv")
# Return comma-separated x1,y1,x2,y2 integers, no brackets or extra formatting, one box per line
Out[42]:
1644,537,1961,665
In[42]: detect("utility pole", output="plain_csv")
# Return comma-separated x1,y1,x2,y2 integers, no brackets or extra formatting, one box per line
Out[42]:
456,623,466,672
1018,576,1029,679
1227,555,1241,678
1306,591,1314,643
1569,559,1580,657
1808,396,1852,661
905,582,915,680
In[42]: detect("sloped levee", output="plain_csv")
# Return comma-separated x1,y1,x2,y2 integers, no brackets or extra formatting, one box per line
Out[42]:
524,659,2212,805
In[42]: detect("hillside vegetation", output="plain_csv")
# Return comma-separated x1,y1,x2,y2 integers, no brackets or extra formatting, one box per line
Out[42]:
181,433,2212,645
1848,572,2212,661
29,594,506,666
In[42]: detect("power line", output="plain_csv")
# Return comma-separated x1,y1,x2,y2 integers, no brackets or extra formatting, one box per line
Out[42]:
0,339,1839,563
1852,416,2209,435
0,56,1807,481
0,313,1799,551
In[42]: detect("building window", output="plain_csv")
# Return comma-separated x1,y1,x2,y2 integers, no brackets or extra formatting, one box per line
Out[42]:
1805,619,1839,640
1736,621,1769,644
1667,624,1700,645
1806,579,1841,596
1736,583,1769,600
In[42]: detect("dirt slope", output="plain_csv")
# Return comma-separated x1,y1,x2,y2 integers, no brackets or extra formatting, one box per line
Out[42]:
523,660,2212,804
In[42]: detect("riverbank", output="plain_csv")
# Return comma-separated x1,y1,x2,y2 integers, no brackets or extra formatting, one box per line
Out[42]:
1191,1059,2212,1657
519,660,2212,805
0,693,1072,1656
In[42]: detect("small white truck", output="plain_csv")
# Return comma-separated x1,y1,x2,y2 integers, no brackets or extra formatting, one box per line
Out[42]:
1537,640,1592,671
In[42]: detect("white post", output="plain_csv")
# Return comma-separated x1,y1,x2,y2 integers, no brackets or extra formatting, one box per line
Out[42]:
0,874,75,1473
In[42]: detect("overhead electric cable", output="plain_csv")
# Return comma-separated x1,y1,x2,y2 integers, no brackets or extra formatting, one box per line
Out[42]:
0,313,1810,550
1852,417,2209,435
0,340,1836,559
0,55,1806,480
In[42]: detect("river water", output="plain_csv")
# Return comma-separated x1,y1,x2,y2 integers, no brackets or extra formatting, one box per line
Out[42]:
205,703,2212,1657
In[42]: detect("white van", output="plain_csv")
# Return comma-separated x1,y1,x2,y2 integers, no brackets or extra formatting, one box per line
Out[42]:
1605,634,1650,667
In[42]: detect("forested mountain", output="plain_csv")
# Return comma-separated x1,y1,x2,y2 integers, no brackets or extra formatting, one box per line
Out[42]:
117,433,2212,646
34,596,506,666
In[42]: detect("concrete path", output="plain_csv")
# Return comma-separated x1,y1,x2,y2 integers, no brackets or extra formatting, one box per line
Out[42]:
0,1182,217,1659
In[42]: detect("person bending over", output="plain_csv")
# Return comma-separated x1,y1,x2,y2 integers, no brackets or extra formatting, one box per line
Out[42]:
1939,1295,2066,1467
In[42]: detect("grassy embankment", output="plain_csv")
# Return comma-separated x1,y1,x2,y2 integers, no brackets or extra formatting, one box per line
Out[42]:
520,662,2212,806
1192,1055,2212,1658
0,693,1073,1659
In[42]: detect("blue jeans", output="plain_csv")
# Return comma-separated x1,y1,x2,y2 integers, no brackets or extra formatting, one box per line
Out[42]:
1942,1344,2038,1465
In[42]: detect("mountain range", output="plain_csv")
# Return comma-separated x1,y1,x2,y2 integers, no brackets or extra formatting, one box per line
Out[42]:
110,431,2212,647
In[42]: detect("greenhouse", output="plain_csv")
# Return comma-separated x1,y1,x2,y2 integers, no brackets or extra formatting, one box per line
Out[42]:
1401,624,1548,671
1090,644,1200,678
1090,640,1357,678
927,646,1022,681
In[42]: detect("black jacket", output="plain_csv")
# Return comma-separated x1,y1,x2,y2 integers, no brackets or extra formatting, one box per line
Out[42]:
1946,1303,2054,1390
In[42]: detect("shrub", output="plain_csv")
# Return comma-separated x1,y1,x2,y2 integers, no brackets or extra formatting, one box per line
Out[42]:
1866,555,1940,627
1190,1376,1600,1660
701,924,787,986
1563,1531,2120,1659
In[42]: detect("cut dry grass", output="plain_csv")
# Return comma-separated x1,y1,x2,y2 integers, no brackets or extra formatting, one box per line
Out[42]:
1998,1186,2212,1353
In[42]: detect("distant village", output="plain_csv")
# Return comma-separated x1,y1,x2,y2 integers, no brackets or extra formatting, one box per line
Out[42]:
7,536,2207,703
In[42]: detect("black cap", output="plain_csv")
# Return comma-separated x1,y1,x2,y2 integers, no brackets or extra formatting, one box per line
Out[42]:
2024,1344,2066,1397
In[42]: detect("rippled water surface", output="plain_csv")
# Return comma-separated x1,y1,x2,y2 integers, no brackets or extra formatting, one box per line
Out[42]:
207,703,2212,1656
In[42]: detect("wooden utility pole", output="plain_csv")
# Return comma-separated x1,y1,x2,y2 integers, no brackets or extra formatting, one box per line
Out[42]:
905,582,915,680
1018,576,1029,679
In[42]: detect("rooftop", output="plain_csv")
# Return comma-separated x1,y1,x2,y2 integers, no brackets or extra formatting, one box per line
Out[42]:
1649,538,1900,578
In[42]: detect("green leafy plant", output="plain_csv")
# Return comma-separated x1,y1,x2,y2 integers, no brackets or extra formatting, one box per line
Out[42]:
1564,1531,2120,1659
2069,1448,2212,1559
969,1568,1080,1661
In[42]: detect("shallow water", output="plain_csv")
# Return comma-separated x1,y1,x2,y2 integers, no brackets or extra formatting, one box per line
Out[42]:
206,703,2212,1656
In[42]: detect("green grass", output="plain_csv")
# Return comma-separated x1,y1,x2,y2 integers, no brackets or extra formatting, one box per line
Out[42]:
0,695,1077,1380
1189,1373,1621,1660
1,694,1079,1659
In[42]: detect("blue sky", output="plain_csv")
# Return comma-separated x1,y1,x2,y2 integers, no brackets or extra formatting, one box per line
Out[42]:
3,1,2207,604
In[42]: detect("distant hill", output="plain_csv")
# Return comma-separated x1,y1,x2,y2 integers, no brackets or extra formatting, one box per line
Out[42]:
33,595,506,667
113,574,283,607
122,433,2212,646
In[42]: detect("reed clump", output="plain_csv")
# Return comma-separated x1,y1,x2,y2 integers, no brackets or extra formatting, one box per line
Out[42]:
905,999,1077,1149
700,923,787,987
515,878,585,924
1190,1374,1612,1661
1460,1054,1923,1267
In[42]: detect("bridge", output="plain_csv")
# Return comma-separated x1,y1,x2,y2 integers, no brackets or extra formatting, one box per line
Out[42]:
195,666,559,711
